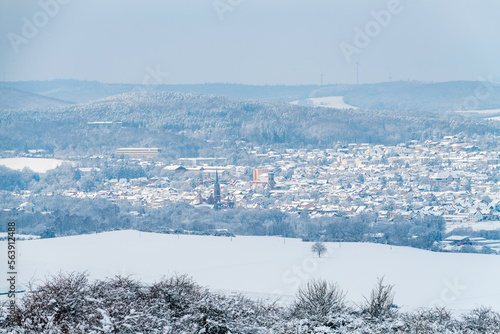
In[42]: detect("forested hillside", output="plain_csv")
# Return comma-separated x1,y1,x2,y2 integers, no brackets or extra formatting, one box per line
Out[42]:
1,91,498,158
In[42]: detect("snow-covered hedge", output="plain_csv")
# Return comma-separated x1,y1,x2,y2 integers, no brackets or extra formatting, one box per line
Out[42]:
1,273,499,333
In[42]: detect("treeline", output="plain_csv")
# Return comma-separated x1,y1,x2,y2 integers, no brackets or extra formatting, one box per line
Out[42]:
0,194,448,252
0,196,130,237
0,166,39,191
0,159,166,194
2,272,500,333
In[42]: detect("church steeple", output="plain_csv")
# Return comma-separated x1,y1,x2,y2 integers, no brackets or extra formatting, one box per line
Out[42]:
214,169,221,209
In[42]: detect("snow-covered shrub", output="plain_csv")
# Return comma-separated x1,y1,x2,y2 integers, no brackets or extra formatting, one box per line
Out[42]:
292,279,346,324
2,272,500,333
18,272,101,333
147,274,200,318
89,275,149,333
402,307,460,333
462,306,500,333
362,276,396,321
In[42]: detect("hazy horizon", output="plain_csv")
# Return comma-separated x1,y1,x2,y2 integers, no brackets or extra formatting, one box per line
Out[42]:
1,0,499,85
3,78,500,87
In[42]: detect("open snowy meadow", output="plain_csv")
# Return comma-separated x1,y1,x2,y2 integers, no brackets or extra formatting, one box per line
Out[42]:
3,230,500,313
290,96,358,109
0,158,69,173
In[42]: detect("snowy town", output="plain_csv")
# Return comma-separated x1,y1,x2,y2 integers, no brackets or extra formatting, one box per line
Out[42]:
4,0,500,331
4,135,500,249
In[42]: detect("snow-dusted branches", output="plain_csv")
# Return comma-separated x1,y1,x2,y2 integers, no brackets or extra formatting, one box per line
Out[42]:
2,272,500,333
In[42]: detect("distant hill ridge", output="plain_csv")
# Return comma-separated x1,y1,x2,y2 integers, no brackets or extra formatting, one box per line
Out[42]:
0,86,72,111
1,89,499,155
3,79,500,112
32,90,500,146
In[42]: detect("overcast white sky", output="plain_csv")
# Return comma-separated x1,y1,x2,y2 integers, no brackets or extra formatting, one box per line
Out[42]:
0,0,499,85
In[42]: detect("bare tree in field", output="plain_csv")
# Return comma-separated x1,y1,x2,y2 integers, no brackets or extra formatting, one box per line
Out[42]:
311,241,327,257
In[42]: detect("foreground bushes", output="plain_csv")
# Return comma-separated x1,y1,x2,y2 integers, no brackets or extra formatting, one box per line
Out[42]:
2,272,279,333
1,273,500,333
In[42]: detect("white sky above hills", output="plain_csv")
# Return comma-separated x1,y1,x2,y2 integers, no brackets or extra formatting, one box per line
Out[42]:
0,0,499,85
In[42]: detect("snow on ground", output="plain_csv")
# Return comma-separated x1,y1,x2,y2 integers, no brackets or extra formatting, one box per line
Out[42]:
0,158,69,173
0,233,39,240
446,220,500,233
290,96,358,109
2,230,500,312
454,109,500,117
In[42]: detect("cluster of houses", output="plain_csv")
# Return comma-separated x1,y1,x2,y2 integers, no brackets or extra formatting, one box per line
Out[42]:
442,235,500,252
7,136,500,244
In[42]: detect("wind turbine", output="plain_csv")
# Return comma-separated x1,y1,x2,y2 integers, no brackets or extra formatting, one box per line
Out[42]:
354,59,360,86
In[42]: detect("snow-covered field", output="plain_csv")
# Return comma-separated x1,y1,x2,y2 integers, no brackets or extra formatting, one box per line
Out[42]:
0,158,68,173
0,233,39,241
455,108,500,114
454,109,500,118
446,220,500,233
290,96,358,110
3,230,500,312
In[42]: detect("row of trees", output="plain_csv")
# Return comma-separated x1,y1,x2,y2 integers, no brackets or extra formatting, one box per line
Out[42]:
0,166,39,191
0,192,449,252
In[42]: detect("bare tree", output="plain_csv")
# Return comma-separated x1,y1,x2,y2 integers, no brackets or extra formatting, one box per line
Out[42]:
311,241,327,258
363,276,396,319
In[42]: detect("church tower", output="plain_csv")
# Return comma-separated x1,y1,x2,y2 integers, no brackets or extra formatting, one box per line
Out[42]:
213,169,221,209
268,171,276,190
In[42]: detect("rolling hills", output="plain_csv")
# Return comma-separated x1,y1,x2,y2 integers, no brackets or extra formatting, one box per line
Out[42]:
0,86,71,111
3,79,500,112
1,90,499,157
